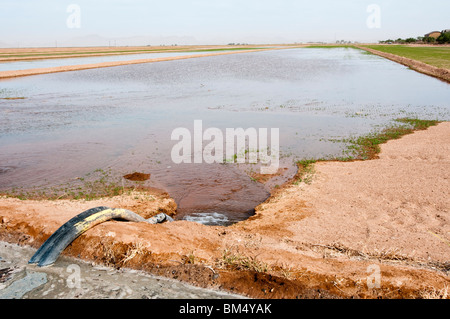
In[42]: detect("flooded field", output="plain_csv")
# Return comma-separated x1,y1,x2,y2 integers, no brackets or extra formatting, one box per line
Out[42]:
1,47,449,225
0,50,240,72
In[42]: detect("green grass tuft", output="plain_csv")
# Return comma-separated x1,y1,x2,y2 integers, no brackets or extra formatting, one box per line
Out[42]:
292,118,441,185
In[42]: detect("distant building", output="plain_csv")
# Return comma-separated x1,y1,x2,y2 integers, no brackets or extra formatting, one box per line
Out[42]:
425,31,442,38
442,29,450,33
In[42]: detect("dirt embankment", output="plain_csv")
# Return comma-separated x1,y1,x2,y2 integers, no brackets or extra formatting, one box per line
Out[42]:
1,123,450,299
358,46,450,83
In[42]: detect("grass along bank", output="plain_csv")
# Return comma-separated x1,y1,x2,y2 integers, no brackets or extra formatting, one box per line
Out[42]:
1,119,448,299
363,45,450,69
293,118,441,185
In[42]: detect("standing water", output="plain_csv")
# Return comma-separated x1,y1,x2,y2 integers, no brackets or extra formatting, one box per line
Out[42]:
1,48,449,225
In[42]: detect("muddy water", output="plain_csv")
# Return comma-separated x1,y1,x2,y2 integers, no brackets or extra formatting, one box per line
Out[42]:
1,48,449,225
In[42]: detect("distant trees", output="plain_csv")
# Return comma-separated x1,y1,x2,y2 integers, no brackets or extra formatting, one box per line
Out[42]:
405,37,417,43
379,31,450,44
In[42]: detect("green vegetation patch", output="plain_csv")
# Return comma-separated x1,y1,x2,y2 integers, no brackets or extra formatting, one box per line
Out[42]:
0,49,173,59
364,45,450,69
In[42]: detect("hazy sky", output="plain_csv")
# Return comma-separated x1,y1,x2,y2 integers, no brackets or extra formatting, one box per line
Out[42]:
1,0,449,47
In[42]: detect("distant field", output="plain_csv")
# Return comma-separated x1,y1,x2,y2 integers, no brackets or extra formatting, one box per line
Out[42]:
0,45,267,61
364,45,450,69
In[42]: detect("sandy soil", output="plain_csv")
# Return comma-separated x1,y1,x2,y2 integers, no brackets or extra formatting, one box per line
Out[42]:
0,123,449,299
358,46,450,83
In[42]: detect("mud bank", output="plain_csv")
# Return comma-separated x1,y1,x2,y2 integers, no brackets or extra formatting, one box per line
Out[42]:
1,123,450,299
358,46,450,83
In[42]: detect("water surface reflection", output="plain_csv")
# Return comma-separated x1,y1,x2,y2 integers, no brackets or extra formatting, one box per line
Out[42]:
1,48,449,225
